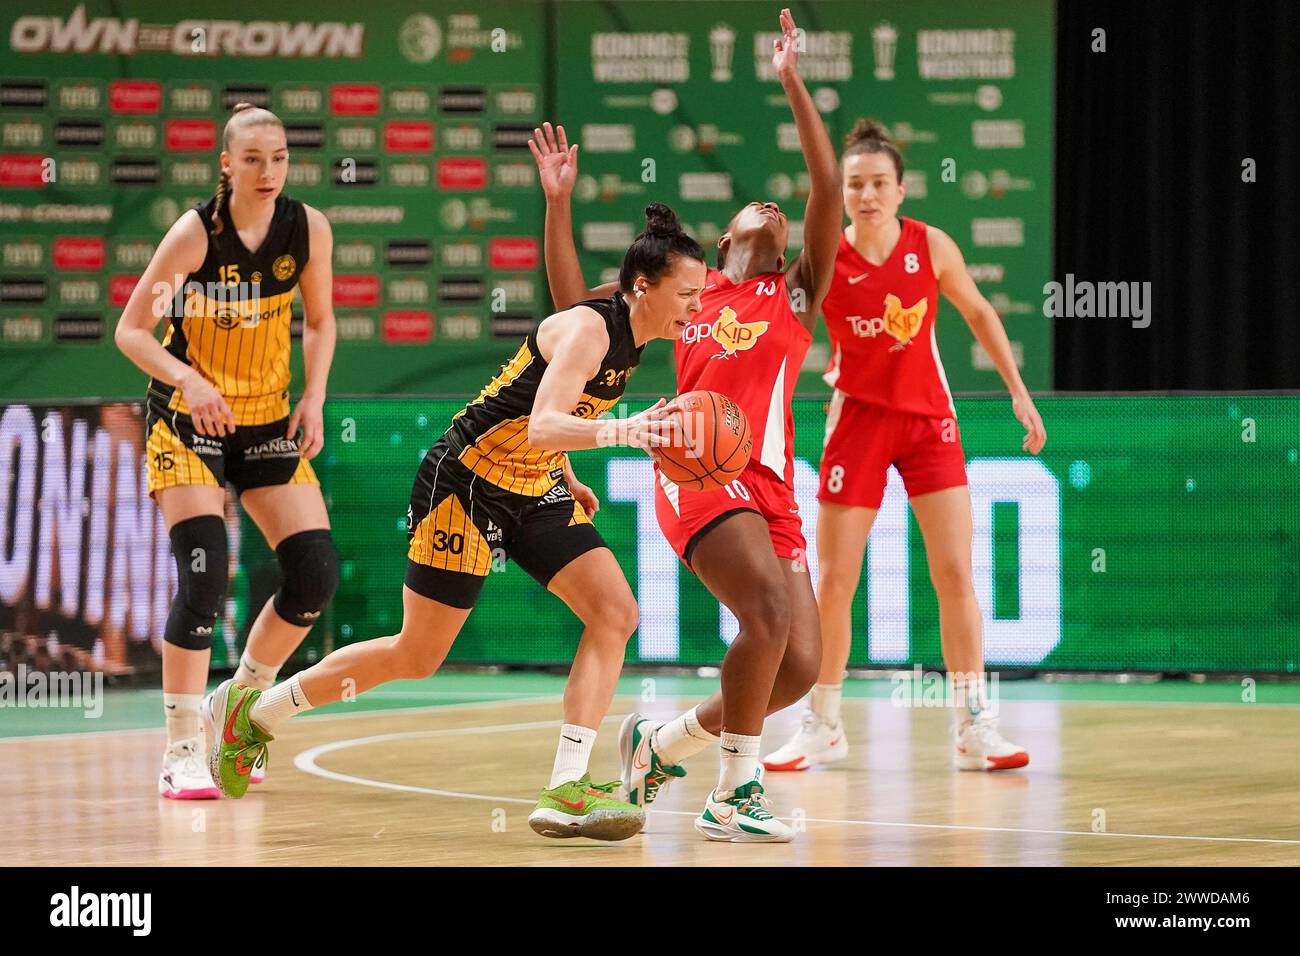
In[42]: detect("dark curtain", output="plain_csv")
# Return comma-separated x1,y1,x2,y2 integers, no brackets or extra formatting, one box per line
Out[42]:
1054,0,1300,389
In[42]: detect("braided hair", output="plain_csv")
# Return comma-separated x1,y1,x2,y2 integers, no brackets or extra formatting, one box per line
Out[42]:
212,102,285,236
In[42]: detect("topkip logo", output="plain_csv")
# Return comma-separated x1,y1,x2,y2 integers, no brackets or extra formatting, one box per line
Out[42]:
50,886,151,936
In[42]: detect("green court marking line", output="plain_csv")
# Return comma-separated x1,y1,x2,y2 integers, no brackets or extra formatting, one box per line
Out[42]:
2,673,1296,739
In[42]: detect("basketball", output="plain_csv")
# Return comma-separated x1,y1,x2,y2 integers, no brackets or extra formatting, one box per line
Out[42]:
652,390,752,491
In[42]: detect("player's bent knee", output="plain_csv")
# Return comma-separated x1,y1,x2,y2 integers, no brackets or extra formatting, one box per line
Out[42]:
389,635,446,680
273,529,339,627
607,597,640,639
734,587,791,643
164,515,229,651
777,645,821,698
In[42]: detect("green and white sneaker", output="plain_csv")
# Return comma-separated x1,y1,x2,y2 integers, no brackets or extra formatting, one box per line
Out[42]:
202,678,272,800
619,712,686,807
695,778,793,843
528,774,646,841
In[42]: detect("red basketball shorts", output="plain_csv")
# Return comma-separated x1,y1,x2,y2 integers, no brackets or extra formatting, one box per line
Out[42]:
817,390,968,509
654,462,807,570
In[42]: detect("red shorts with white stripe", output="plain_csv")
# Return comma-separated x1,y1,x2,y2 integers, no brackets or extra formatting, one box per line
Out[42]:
817,390,968,509
654,463,807,570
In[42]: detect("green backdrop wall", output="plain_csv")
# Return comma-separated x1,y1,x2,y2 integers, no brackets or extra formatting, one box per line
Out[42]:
3,396,1296,676
0,0,1052,399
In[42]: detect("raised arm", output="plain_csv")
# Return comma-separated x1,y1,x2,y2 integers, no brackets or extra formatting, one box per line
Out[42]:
775,8,842,330
113,209,236,436
529,122,618,309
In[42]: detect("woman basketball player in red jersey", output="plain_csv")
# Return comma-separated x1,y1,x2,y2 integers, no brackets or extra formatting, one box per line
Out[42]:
763,119,1048,774
115,104,340,799
534,8,840,841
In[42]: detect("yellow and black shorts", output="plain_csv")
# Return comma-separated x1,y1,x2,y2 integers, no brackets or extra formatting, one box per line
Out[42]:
145,398,317,497
405,440,607,608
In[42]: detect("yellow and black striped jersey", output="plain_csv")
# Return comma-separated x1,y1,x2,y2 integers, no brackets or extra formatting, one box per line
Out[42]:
148,193,310,426
444,293,644,496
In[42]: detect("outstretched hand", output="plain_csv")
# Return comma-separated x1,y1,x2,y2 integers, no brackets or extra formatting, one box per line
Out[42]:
527,122,579,200
772,8,802,81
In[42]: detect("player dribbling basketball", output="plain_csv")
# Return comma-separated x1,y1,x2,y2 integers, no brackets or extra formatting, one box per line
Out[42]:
535,8,841,841
206,206,706,842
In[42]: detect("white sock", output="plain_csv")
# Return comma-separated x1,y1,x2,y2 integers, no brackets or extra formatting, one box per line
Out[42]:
234,650,280,691
549,724,597,789
248,673,314,732
953,672,988,730
716,731,761,796
163,693,202,745
810,682,843,724
651,705,718,766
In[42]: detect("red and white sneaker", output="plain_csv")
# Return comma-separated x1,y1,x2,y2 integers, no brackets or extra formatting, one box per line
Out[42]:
158,737,221,799
762,710,848,772
955,716,1029,771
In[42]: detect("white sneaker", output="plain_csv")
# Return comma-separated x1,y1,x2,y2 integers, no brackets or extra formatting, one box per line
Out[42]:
158,737,221,800
762,710,848,772
694,777,794,843
618,712,685,807
955,715,1029,771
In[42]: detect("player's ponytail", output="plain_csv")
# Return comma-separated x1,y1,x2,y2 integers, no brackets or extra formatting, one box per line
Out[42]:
211,167,231,236
619,203,706,293
212,102,285,237
842,118,904,182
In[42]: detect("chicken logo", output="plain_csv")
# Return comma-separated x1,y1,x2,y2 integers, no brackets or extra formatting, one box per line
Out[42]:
882,294,927,351
710,306,769,359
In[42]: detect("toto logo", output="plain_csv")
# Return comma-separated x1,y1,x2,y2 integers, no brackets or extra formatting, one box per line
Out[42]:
680,322,714,345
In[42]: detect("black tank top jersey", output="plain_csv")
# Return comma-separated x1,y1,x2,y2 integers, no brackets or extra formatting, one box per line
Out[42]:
148,193,310,426
445,293,644,497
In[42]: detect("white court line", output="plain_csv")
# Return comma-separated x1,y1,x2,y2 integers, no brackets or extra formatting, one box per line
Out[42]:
0,693,562,745
4,688,1299,745
294,719,1300,849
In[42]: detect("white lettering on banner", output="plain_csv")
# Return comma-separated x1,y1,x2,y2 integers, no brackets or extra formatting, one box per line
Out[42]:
606,458,679,660
591,33,689,83
35,416,86,615
84,429,111,624
109,447,155,640
0,406,37,603
11,5,364,58
754,31,853,81
868,469,911,662
610,456,1062,664
917,29,1016,80
968,459,1061,664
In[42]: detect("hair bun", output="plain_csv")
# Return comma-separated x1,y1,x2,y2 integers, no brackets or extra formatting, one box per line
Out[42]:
844,118,892,150
230,102,257,115
643,202,683,238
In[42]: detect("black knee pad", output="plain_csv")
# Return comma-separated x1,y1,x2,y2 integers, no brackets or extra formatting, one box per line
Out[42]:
164,515,229,651
273,529,338,627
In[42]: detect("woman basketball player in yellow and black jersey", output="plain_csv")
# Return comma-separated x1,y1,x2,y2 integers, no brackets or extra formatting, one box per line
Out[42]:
212,205,705,841
114,104,339,799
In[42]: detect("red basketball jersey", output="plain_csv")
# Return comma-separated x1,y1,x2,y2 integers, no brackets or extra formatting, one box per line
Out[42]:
675,268,812,487
821,217,955,419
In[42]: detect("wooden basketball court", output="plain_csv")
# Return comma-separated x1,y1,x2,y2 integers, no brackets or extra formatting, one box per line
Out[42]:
5,678,1299,866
